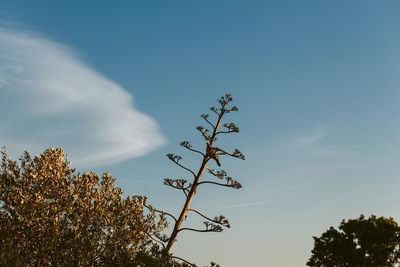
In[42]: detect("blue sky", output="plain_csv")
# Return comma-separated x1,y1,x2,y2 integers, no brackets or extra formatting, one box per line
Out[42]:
1,1,399,266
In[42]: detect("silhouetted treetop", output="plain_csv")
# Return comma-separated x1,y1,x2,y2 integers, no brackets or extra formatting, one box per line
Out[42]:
307,214,400,267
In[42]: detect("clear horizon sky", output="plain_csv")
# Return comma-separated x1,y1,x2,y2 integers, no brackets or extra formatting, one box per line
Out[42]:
1,1,399,266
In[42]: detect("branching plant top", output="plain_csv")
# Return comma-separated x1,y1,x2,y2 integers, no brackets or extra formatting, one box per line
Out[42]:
148,94,244,266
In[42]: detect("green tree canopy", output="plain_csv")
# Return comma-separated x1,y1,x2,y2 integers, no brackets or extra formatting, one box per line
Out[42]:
0,147,185,266
307,214,400,267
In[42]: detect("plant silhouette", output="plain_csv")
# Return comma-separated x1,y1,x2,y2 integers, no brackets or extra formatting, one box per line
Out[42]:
146,94,244,266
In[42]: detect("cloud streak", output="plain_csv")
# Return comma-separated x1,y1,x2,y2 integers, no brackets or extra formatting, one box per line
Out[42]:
289,126,352,157
223,200,272,209
291,126,328,147
0,26,166,167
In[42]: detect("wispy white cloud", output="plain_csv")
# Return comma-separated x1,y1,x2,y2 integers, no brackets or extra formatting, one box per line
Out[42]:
223,200,272,209
291,126,328,147
0,26,166,167
287,126,351,157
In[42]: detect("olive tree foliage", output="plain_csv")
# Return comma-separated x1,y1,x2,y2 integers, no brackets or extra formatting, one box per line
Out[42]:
147,94,244,266
307,215,400,267
0,147,183,266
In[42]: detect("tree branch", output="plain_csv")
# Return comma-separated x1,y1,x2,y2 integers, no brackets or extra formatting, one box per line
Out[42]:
178,228,211,233
143,203,178,223
178,221,224,233
188,208,214,222
196,126,212,141
216,122,239,135
201,114,216,130
154,232,170,243
210,106,220,116
198,180,242,189
147,233,166,248
188,209,230,228
171,256,196,267
177,227,222,233
198,181,231,187
163,178,190,197
207,168,227,179
216,148,245,160
175,162,196,177
166,154,196,177
216,130,234,135
180,141,204,156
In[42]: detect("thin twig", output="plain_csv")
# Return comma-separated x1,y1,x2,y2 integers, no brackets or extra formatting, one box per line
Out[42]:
201,115,216,130
184,146,205,156
216,130,235,135
171,161,196,177
188,209,219,224
164,179,189,197
210,107,220,116
216,147,245,160
171,256,196,266
198,181,233,188
178,227,218,233
147,233,166,248
143,203,178,222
